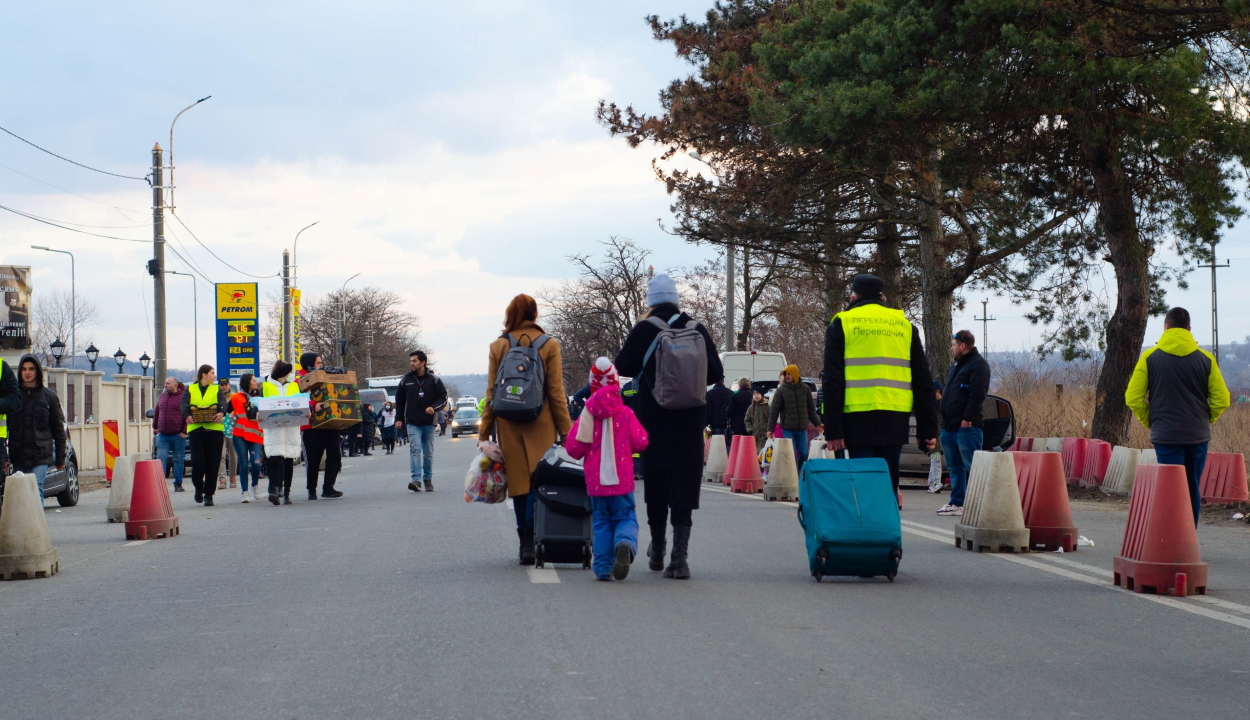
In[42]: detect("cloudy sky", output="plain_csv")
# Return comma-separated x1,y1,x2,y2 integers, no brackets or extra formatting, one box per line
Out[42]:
4,1,1250,375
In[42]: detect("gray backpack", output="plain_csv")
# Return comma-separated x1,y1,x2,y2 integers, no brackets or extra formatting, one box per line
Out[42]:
642,315,708,410
490,333,549,423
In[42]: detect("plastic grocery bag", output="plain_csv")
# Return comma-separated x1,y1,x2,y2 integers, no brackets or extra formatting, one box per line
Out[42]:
464,453,508,504
926,451,943,493
759,438,775,479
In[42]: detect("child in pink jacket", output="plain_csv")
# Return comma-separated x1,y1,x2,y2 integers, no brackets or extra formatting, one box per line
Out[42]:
565,357,649,581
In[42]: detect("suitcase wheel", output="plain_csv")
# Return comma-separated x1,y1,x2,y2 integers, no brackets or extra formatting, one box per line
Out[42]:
582,543,591,570
534,544,545,569
886,572,896,582
814,573,823,583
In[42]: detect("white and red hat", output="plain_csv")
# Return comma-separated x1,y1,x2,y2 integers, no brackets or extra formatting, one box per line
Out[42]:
589,356,619,391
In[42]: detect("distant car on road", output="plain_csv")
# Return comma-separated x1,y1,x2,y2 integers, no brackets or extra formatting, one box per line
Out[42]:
450,408,482,438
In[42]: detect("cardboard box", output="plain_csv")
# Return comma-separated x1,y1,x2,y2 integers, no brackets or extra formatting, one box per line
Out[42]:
189,406,220,425
311,399,362,430
297,370,357,392
310,382,359,404
254,393,312,429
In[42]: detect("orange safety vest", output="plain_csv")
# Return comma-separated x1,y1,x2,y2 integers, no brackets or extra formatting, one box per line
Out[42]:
230,392,264,443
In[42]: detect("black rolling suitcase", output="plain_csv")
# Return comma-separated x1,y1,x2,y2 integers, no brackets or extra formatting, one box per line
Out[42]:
532,447,592,569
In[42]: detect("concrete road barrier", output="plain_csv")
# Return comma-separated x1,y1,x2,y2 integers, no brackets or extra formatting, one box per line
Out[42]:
703,437,728,482
955,451,1031,553
0,473,59,580
1101,446,1141,496
1114,464,1207,597
764,438,798,501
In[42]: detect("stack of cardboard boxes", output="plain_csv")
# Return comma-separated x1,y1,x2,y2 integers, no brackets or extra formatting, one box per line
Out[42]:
297,370,363,430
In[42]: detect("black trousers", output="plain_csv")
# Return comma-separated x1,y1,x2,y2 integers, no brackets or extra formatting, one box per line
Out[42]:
267,456,294,495
189,429,224,498
302,428,342,492
646,502,692,531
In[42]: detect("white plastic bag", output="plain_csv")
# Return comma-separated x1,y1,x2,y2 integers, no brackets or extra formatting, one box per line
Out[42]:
926,452,943,493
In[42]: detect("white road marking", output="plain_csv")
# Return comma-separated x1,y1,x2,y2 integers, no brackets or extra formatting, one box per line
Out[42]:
527,567,560,584
123,540,150,547
722,489,1250,631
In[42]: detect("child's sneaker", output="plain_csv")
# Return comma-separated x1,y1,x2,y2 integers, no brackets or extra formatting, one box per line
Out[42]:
596,574,611,581
611,543,634,581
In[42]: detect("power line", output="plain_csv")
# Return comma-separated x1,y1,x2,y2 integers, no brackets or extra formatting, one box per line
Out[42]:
0,124,148,182
0,202,148,242
164,241,215,287
0,161,147,218
164,219,217,284
0,204,145,229
169,212,280,279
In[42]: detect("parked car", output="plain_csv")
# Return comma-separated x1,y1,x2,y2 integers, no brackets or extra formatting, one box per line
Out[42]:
145,408,194,477
899,394,1016,485
0,435,79,514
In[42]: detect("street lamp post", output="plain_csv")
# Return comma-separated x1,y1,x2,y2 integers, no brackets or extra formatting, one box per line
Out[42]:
113,348,127,374
140,352,151,376
286,221,320,363
338,273,360,368
166,271,197,369
50,337,65,368
168,96,211,215
85,343,99,372
687,152,734,352
31,245,75,364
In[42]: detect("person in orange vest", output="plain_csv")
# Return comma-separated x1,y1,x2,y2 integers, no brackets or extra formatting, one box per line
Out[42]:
230,373,265,503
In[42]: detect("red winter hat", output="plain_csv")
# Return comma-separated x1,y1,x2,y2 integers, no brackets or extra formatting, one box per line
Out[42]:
589,356,619,391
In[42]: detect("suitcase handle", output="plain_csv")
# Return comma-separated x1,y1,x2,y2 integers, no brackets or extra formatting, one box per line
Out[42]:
797,504,806,531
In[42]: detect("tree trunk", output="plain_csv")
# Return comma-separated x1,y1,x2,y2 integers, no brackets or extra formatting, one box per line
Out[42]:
1084,140,1149,445
739,247,753,350
821,236,844,320
915,164,953,380
875,213,903,310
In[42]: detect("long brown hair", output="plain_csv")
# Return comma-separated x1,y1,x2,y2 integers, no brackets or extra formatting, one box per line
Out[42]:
503,293,538,333
195,364,214,385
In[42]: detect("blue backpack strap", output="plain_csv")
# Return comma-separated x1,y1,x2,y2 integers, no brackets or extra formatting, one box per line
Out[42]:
501,333,519,348
531,333,550,350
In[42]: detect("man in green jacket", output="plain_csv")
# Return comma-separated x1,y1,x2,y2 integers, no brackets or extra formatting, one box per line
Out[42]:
768,364,821,470
1125,307,1230,526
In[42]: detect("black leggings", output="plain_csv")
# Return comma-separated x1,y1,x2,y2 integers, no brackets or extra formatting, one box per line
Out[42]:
383,438,395,453
302,429,342,492
189,430,224,498
647,503,692,530
267,456,294,495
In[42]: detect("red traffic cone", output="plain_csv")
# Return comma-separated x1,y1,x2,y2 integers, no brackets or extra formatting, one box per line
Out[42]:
1199,453,1249,504
1061,437,1088,485
731,436,762,494
723,435,744,486
1009,437,1034,452
1012,451,1078,552
1113,464,1206,596
1080,440,1112,488
124,459,180,541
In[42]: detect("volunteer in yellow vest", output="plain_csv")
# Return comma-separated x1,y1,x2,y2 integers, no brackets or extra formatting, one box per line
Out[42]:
0,357,22,503
261,360,303,506
821,274,939,496
180,364,227,506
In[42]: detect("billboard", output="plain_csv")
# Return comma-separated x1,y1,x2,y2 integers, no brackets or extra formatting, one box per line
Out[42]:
215,282,259,379
0,266,32,352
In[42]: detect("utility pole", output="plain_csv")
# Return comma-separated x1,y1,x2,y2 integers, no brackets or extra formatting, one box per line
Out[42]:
150,144,168,387
725,246,735,353
282,250,293,362
1198,240,1230,362
974,299,996,356
365,323,373,379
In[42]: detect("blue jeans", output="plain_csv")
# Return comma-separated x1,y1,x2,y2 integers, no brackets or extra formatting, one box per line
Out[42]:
783,429,809,470
941,427,983,507
155,432,187,486
407,424,436,482
232,436,263,492
15,464,49,499
591,494,639,578
1153,442,1208,527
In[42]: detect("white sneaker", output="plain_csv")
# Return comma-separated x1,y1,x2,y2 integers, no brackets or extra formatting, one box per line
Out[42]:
241,493,250,503
250,487,259,501
936,504,962,516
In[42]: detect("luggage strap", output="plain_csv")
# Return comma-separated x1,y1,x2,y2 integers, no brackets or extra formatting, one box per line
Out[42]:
534,488,590,518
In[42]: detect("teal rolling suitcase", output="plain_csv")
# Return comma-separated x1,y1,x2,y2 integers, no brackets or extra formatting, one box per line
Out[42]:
798,457,903,581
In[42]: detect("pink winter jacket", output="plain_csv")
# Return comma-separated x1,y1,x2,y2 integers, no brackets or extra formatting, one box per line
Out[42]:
565,385,648,497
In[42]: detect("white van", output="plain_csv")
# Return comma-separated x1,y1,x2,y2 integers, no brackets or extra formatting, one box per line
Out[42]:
366,375,404,404
720,351,788,389
455,396,478,409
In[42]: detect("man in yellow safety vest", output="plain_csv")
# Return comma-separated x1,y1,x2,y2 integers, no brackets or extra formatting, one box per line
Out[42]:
821,274,939,495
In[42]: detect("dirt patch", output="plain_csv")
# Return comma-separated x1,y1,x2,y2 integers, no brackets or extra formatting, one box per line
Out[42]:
1067,486,1130,512
1201,501,1250,528
81,476,110,494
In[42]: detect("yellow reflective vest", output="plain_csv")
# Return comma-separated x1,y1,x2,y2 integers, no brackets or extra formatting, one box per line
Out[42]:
834,303,914,414
0,358,6,439
262,379,300,398
187,382,224,432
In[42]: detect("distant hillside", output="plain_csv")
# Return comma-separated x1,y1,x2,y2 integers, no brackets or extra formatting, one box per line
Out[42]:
441,374,487,398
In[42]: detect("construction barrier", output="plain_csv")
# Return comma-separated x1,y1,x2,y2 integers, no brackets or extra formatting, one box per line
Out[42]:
106,455,137,523
1041,437,1064,453
1009,437,1034,452
123,459,180,541
1199,453,1249,504
731,436,762,494
1061,437,1088,484
1101,446,1141,496
722,435,745,486
0,473,59,580
764,438,798,501
1011,451,1078,552
1113,463,1206,597
103,419,120,482
703,436,729,482
1080,439,1112,488
955,451,1031,553
1140,449,1157,465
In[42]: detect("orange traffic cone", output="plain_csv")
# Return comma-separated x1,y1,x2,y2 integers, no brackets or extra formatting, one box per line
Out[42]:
731,436,762,494
124,459,180,541
1012,451,1078,552
723,435,743,486
1199,453,1249,504
1080,440,1112,488
1061,437,1088,484
1114,464,1206,596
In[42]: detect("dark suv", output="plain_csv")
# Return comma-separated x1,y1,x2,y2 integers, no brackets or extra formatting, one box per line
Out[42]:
899,395,1016,485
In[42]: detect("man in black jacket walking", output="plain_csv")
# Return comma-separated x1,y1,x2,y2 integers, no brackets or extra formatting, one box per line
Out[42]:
705,378,732,451
395,350,447,493
937,330,990,516
8,355,66,502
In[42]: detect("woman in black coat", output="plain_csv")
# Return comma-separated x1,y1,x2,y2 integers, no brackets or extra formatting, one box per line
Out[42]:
614,274,723,580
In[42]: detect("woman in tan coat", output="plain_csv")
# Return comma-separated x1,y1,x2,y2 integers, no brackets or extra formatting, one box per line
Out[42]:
479,294,572,565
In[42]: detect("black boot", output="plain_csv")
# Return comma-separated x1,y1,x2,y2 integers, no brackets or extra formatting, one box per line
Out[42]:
664,525,691,579
283,491,292,505
268,485,281,506
647,525,667,572
519,528,536,566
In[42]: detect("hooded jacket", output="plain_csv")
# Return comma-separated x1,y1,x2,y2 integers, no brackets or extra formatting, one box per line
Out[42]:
564,385,648,497
7,355,66,468
1126,327,1230,445
769,366,816,432
152,381,187,435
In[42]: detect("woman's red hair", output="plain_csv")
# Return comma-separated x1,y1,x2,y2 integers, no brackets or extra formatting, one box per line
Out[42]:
503,294,538,333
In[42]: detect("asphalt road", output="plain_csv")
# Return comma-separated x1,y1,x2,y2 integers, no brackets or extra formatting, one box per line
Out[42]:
2,434,1249,720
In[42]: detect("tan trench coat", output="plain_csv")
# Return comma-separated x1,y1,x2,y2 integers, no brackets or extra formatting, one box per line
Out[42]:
478,321,573,496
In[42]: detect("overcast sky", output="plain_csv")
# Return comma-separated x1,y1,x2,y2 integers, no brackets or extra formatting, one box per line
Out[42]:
4,1,1249,375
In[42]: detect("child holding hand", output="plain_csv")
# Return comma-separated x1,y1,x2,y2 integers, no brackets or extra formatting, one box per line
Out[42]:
565,357,649,581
